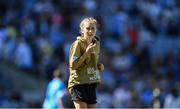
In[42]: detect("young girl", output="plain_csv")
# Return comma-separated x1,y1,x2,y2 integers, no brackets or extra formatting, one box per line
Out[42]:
68,17,104,109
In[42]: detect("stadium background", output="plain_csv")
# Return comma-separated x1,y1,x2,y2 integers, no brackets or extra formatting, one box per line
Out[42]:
0,0,180,108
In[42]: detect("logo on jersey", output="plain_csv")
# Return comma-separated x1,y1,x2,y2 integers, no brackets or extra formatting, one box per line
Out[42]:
72,56,79,62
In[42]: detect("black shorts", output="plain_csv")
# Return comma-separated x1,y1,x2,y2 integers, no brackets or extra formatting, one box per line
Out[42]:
70,83,97,104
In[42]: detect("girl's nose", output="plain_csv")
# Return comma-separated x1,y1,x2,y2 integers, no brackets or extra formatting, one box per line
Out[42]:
89,29,93,32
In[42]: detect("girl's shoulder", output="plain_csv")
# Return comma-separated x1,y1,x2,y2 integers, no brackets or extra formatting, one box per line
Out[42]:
94,36,100,41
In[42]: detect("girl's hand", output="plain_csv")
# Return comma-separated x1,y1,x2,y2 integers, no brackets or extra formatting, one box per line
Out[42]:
97,63,104,72
85,42,96,54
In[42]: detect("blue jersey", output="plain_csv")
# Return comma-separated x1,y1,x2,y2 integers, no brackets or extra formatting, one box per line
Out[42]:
43,78,65,108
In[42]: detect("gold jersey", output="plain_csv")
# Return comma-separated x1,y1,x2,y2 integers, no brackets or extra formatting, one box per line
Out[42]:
68,36,101,92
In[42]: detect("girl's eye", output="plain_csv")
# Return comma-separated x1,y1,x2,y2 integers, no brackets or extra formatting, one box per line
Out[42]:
86,27,90,30
86,27,95,30
91,27,95,30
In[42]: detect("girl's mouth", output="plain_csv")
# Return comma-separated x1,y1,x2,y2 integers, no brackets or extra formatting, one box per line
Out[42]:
88,33,93,36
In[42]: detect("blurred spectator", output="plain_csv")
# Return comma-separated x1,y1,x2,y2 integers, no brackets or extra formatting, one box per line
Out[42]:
14,37,33,70
43,69,66,108
152,88,161,109
112,85,132,108
164,87,180,108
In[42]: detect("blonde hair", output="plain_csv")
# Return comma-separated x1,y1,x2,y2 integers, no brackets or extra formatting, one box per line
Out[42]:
79,17,97,34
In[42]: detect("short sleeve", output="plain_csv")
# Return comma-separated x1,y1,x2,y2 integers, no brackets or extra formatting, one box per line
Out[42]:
69,41,81,68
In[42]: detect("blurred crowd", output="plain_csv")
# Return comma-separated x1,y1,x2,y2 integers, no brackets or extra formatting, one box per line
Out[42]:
0,0,180,108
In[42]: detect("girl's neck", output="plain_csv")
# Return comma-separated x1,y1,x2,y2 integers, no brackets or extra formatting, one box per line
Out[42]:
83,36,92,45
86,39,92,45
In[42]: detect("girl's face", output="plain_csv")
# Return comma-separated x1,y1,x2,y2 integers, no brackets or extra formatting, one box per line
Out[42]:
81,21,97,42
